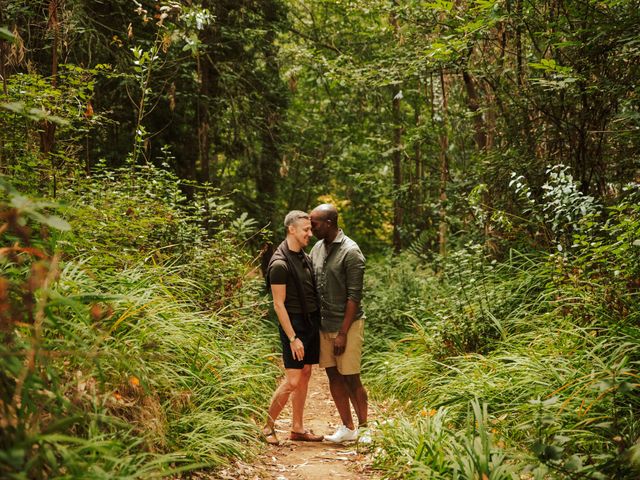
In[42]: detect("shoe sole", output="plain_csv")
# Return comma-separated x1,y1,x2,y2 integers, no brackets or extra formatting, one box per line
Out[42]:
325,437,357,443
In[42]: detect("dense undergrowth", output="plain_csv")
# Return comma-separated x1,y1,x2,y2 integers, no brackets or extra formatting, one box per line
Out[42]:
4,160,640,480
0,167,278,478
363,185,640,478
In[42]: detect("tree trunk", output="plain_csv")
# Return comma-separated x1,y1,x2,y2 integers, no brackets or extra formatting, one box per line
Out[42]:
255,2,285,228
40,0,62,196
438,69,449,258
390,2,403,253
462,69,487,150
196,52,212,184
515,0,524,88
0,8,7,170
392,85,403,253
413,86,423,218
0,19,7,97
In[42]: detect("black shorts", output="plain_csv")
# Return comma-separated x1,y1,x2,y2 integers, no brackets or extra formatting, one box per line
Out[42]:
278,311,320,369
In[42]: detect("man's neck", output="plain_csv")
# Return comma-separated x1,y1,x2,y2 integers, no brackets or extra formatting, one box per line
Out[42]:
286,236,302,252
324,229,339,244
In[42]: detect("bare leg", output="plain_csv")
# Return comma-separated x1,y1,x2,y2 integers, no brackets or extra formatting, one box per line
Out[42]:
326,366,354,430
344,374,368,427
291,365,312,433
265,368,303,431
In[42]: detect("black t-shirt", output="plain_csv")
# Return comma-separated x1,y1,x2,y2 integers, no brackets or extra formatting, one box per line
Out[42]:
268,252,318,314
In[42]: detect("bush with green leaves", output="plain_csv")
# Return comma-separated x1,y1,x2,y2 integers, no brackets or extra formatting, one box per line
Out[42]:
55,161,264,310
364,187,640,478
0,180,277,478
373,400,516,479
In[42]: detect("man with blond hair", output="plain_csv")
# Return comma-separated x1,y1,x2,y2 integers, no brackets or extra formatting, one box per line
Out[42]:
262,210,323,445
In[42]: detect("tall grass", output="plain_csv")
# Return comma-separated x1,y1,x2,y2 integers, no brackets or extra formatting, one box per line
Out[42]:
364,204,640,478
1,176,279,478
2,257,278,478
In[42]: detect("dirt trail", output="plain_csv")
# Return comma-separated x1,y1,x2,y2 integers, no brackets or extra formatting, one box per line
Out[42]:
219,366,380,480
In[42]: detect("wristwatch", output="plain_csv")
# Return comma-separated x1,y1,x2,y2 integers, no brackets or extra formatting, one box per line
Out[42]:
289,334,297,343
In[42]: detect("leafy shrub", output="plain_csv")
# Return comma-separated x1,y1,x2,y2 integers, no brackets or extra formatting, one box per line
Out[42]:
365,186,640,478
58,163,202,266
373,400,516,479
509,164,599,246
0,181,277,478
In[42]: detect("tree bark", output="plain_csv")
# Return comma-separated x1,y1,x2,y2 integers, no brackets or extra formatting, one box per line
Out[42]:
390,2,403,253
438,69,449,258
413,86,423,217
515,0,524,88
462,69,487,150
0,8,7,169
255,1,285,228
196,52,212,184
40,0,62,196
392,84,403,253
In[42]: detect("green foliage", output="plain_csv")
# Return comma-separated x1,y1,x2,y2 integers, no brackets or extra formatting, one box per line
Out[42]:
373,400,516,479
0,179,277,478
0,63,109,195
0,26,15,42
364,189,640,478
58,162,198,265
507,165,600,247
3,0,640,477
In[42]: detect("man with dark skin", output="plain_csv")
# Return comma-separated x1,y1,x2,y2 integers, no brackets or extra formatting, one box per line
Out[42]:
309,204,369,443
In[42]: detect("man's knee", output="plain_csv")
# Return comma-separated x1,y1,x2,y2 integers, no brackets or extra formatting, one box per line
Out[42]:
285,377,299,391
325,366,342,382
285,370,304,390
343,373,363,390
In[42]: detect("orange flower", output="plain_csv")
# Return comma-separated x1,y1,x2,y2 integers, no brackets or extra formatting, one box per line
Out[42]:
420,408,437,417
129,376,140,387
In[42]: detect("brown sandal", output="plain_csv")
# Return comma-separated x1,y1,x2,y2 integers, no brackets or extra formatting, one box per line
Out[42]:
289,430,323,442
262,427,279,445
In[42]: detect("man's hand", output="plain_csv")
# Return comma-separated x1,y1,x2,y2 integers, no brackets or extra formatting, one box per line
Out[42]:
291,338,305,361
333,332,347,356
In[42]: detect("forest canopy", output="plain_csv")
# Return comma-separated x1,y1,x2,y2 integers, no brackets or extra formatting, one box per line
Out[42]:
1,0,637,251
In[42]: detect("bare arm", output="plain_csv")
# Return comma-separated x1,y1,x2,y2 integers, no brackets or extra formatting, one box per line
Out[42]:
271,283,304,361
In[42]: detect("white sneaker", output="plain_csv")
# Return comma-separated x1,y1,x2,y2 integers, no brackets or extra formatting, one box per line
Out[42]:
358,429,372,444
324,425,358,443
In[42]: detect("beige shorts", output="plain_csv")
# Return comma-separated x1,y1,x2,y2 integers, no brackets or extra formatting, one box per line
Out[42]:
319,319,364,375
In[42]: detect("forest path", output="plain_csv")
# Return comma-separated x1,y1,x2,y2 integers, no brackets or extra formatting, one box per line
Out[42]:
219,365,380,479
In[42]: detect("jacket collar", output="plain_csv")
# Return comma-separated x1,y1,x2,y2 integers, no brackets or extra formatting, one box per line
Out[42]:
325,229,345,246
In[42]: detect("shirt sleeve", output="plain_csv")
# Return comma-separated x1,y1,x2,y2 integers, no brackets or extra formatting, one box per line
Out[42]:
344,247,365,303
269,260,288,285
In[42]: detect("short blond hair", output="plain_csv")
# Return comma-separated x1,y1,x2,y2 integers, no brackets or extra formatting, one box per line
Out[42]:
284,210,309,232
